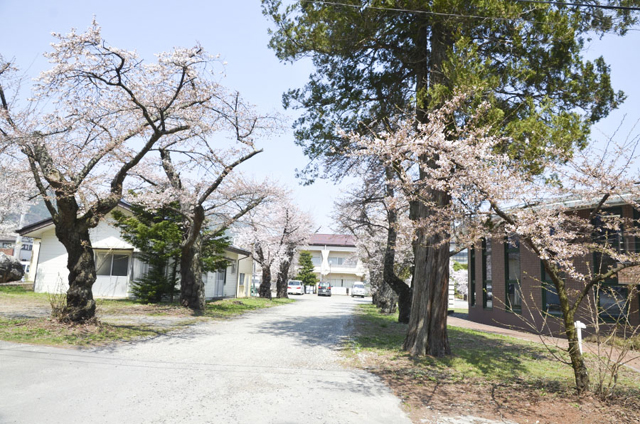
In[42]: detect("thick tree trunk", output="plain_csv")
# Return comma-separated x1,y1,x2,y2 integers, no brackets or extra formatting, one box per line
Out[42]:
404,193,452,357
276,265,289,298
259,265,272,299
276,262,290,298
378,282,398,314
276,244,295,298
180,241,205,311
179,206,206,311
403,20,453,357
56,224,97,323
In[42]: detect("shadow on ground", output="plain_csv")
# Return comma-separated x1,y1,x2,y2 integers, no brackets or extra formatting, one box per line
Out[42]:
252,299,356,350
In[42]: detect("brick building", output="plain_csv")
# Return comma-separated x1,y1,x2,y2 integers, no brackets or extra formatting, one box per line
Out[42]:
468,204,640,334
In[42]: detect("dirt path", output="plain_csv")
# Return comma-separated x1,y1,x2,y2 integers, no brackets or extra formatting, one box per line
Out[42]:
0,295,411,424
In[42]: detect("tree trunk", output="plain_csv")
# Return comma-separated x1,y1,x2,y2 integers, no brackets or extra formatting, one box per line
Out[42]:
259,265,272,299
276,246,295,299
276,278,289,298
562,309,590,392
383,168,412,323
276,264,289,298
179,240,205,311
378,282,398,314
404,193,452,357
56,224,97,323
179,206,206,311
403,20,453,357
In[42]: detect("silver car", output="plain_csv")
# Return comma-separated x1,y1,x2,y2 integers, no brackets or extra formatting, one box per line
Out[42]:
287,280,304,295
351,282,366,298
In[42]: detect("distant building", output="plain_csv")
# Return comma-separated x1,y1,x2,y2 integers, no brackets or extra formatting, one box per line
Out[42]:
0,236,13,256
298,234,365,294
450,243,468,265
0,235,33,262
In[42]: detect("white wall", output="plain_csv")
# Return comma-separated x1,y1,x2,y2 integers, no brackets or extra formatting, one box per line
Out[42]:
32,211,136,297
34,227,71,294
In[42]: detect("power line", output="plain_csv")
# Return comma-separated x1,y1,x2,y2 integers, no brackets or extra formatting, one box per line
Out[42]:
302,0,640,17
302,0,518,20
514,0,640,12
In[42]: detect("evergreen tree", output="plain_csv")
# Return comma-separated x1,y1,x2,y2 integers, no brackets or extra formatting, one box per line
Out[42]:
296,251,318,287
112,203,230,303
262,0,638,388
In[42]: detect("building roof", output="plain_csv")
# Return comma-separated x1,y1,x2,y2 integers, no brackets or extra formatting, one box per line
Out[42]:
17,201,133,237
308,234,356,247
225,245,251,257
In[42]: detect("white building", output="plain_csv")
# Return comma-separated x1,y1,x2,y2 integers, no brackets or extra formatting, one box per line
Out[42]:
300,234,365,295
18,204,252,299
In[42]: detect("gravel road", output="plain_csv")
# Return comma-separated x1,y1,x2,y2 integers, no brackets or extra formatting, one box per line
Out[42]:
0,295,411,424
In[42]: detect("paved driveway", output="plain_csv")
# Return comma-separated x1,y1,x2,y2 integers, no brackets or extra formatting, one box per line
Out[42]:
0,295,411,424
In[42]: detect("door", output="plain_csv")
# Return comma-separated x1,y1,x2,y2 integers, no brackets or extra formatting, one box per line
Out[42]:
204,268,226,298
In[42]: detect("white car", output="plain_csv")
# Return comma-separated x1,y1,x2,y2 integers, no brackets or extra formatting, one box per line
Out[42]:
351,282,366,298
287,280,305,295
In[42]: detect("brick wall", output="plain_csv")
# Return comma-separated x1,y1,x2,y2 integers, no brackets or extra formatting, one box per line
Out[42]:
468,229,640,336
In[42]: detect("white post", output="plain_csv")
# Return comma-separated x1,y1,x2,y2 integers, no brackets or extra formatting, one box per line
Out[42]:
575,320,587,354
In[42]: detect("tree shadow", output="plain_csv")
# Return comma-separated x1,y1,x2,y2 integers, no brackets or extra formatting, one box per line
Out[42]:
251,301,355,350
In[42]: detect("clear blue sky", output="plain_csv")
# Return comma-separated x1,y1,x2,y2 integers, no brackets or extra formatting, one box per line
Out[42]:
1,1,639,231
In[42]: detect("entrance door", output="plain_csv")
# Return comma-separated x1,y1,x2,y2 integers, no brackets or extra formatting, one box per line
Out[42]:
94,251,131,297
214,268,226,297
204,268,226,298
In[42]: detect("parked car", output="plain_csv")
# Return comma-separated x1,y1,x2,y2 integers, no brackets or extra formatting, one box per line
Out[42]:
317,282,331,297
287,280,305,295
351,282,366,298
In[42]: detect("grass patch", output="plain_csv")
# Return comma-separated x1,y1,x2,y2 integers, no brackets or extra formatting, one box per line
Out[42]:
584,334,640,352
350,304,639,390
348,304,640,424
0,316,170,346
0,293,295,347
204,297,294,319
0,285,48,298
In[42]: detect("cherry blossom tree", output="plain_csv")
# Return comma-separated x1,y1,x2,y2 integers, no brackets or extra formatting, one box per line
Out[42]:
128,91,280,311
350,93,640,393
236,194,313,299
0,21,257,322
334,171,413,317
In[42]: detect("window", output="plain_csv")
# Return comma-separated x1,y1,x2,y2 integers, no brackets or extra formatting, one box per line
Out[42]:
482,238,492,309
592,207,623,282
469,248,476,306
239,273,245,286
311,256,322,266
328,256,357,268
541,263,562,315
505,236,521,312
96,253,129,277
591,208,632,322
